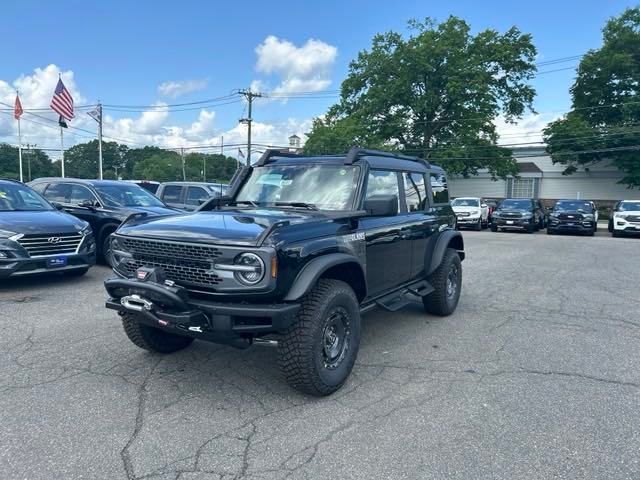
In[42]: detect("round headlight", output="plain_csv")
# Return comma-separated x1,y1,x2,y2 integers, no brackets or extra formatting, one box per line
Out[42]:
234,253,265,285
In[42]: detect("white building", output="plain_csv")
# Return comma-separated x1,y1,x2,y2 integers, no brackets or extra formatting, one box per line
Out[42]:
447,147,633,205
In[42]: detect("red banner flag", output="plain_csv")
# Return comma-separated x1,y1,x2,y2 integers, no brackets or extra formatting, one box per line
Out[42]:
14,94,23,120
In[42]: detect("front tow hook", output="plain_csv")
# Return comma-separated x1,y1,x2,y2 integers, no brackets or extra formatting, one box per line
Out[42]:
120,294,154,312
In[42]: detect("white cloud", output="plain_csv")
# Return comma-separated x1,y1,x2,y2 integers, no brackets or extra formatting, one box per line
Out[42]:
254,36,337,96
495,113,561,145
157,79,208,98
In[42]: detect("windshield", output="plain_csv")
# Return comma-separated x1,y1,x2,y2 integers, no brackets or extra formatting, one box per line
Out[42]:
554,201,592,212
0,183,53,212
94,184,165,208
235,164,360,210
619,201,640,212
451,198,479,207
499,199,531,210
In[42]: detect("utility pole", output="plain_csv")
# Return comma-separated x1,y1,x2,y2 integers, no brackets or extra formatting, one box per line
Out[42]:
238,89,262,165
180,147,186,181
98,103,103,180
25,144,36,182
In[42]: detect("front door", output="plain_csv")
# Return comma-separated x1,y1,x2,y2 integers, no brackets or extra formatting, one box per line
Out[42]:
358,170,413,296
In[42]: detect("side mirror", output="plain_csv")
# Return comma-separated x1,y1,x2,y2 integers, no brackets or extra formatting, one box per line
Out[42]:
481,203,487,208
51,201,65,211
364,194,398,216
78,199,97,209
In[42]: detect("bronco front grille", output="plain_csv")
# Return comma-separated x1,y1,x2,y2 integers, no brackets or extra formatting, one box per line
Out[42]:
115,237,224,289
18,233,83,257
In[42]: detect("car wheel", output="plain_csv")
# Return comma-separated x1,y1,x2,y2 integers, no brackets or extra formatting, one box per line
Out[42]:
475,218,482,231
102,234,114,267
278,279,361,396
547,228,554,235
526,224,535,234
612,230,621,238
122,313,194,353
490,224,498,232
422,248,462,316
608,219,613,233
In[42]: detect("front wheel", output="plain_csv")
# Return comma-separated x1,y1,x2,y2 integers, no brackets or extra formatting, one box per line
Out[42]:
122,313,194,353
491,224,498,232
102,235,114,267
422,248,462,316
278,279,361,396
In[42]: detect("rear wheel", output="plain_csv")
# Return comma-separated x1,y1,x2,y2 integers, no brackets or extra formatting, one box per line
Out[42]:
122,313,194,353
422,248,462,316
278,279,361,396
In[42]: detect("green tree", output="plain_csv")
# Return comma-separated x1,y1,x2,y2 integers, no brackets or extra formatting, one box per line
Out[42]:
543,8,640,188
63,140,129,179
123,146,167,179
132,151,183,181
0,143,57,180
305,16,537,178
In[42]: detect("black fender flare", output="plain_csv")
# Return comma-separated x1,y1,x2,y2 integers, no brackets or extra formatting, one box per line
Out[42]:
284,253,366,301
426,230,465,276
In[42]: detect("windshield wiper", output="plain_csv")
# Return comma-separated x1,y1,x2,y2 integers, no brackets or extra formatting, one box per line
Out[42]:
234,200,260,207
275,202,319,210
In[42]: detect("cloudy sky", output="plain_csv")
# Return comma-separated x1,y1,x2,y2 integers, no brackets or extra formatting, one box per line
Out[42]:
0,0,635,158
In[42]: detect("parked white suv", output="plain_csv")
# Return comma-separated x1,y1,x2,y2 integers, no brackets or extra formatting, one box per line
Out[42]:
609,200,640,237
451,197,489,230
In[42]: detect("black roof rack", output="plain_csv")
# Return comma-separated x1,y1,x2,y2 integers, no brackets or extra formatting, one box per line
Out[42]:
256,149,303,166
254,147,431,168
344,147,430,167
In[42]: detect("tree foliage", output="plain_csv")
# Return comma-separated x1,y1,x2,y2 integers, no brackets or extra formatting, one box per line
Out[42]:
0,143,57,180
305,16,538,178
543,8,640,188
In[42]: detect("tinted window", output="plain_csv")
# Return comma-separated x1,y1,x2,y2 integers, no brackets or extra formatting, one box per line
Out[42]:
430,172,449,204
186,187,209,206
365,170,400,213
44,183,72,203
619,201,640,212
499,199,533,210
554,201,592,212
161,185,183,203
94,184,165,207
0,183,53,211
69,185,98,205
404,173,427,212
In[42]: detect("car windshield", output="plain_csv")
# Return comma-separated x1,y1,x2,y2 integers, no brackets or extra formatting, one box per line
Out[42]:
499,199,531,209
619,201,640,212
0,183,53,212
451,198,479,207
235,164,360,210
94,183,165,208
554,201,592,212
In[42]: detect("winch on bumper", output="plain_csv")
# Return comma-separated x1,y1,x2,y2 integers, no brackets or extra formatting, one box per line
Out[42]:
104,267,300,347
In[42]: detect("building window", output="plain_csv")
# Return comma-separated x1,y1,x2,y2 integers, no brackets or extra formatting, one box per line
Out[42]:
511,178,535,198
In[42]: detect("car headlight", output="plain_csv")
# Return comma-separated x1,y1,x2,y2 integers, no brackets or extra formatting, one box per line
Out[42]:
79,224,92,236
582,214,594,220
224,253,265,285
492,211,500,218
614,213,627,220
0,230,19,240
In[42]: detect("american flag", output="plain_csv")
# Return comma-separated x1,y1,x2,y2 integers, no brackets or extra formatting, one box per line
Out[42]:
50,78,74,121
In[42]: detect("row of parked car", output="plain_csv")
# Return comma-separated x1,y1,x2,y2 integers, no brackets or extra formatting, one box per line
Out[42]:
451,196,640,237
0,178,228,279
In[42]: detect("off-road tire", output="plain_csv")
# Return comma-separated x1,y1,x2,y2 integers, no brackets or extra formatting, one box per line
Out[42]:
278,279,361,397
422,248,462,316
122,313,194,353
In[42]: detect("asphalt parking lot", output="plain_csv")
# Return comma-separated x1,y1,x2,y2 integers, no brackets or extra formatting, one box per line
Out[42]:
1,229,639,480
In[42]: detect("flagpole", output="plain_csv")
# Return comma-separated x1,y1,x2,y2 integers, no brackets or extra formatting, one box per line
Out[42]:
60,125,65,178
98,103,103,180
17,118,23,182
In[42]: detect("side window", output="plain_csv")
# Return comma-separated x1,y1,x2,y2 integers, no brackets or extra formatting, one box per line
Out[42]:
161,185,183,203
186,187,208,206
430,172,449,204
43,183,72,203
403,172,427,212
69,185,98,205
30,183,48,193
365,170,400,213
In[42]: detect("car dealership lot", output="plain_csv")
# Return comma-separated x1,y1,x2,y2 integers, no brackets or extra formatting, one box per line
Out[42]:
1,231,639,480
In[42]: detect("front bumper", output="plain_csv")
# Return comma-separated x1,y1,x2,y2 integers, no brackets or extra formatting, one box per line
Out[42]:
104,276,300,342
456,216,481,226
493,218,534,230
613,219,640,234
0,252,96,279
548,220,594,233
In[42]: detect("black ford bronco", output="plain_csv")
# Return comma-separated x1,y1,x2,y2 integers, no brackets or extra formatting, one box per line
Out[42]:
104,148,464,396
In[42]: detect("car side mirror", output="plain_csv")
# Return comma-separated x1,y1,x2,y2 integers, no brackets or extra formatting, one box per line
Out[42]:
78,199,97,209
364,194,398,216
51,201,65,211
481,203,487,208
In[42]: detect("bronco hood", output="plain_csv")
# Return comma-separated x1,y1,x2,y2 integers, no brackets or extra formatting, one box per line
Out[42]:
116,208,325,246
